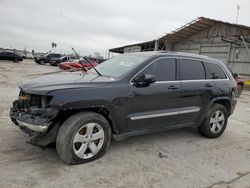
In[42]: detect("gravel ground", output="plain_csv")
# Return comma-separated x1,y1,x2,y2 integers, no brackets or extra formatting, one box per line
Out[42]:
0,59,250,188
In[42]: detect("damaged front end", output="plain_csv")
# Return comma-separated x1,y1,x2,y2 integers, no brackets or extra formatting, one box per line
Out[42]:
10,90,60,145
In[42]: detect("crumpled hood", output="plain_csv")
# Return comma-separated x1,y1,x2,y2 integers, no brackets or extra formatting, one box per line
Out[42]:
20,71,113,95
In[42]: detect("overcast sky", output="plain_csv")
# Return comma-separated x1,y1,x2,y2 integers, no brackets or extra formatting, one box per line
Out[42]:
0,0,250,57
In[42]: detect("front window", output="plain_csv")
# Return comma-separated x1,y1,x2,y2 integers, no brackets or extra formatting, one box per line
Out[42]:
88,54,149,79
141,58,176,81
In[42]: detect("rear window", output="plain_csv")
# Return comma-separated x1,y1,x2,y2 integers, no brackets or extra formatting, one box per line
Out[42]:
180,59,205,80
205,62,227,79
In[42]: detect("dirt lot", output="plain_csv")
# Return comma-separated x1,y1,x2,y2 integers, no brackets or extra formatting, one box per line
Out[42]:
0,59,250,188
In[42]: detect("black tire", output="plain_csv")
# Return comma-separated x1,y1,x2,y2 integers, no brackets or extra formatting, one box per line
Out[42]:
198,104,228,138
39,59,46,65
236,84,243,98
49,61,58,66
56,112,111,165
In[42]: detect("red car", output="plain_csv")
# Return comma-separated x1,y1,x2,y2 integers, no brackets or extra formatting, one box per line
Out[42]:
59,59,98,71
228,67,244,97
234,73,244,97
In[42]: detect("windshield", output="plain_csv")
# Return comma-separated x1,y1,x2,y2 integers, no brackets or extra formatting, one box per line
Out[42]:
88,54,149,79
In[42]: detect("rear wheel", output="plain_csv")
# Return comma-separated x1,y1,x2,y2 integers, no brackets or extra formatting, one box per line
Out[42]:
56,112,111,165
198,104,228,138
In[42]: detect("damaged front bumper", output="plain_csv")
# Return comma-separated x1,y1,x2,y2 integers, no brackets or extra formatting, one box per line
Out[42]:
10,99,60,145
15,119,49,133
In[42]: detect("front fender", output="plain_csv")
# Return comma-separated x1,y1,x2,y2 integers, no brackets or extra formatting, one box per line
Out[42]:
48,85,128,134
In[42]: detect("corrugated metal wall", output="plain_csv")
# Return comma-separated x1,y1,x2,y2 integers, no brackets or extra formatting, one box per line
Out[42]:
172,25,250,80
227,44,250,80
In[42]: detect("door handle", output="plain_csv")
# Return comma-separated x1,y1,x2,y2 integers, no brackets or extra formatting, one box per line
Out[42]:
205,83,214,87
168,85,179,90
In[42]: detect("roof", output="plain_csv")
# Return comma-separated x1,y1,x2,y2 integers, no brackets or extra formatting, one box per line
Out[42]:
158,16,250,42
109,40,156,53
119,51,210,60
109,17,250,53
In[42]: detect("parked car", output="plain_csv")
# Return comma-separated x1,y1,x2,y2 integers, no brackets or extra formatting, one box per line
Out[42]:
228,68,244,97
234,73,244,97
34,53,61,65
59,58,98,70
0,51,23,62
49,56,72,66
87,57,107,64
22,52,34,59
10,52,237,164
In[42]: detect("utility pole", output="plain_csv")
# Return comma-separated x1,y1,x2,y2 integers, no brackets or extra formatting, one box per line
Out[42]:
236,5,240,24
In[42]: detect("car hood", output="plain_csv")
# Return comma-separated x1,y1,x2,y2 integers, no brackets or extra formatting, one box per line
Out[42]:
20,71,114,95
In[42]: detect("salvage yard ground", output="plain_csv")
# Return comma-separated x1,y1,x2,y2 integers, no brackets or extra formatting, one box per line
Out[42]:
0,59,250,188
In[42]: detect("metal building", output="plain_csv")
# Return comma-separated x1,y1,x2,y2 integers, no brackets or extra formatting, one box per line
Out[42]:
109,17,250,79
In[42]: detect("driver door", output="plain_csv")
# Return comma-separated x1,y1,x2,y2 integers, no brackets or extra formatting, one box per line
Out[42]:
127,58,181,132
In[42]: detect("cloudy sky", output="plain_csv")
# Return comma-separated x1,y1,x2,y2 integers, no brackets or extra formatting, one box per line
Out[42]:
0,0,250,57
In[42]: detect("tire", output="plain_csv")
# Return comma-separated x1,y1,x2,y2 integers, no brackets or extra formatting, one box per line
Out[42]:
50,61,58,66
39,59,46,65
198,104,228,138
236,84,243,98
56,112,111,165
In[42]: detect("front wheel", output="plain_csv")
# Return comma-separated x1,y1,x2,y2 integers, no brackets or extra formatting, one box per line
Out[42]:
198,104,228,138
56,112,111,165
39,59,46,65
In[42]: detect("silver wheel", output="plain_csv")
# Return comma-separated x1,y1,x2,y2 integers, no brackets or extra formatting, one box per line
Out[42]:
73,123,105,159
210,110,225,134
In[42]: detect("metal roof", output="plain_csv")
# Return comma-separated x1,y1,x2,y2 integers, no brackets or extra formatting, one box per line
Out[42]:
109,17,250,53
109,40,156,53
158,17,250,42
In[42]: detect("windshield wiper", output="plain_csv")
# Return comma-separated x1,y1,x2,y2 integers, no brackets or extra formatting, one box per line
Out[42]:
71,47,87,72
71,47,102,76
82,56,102,76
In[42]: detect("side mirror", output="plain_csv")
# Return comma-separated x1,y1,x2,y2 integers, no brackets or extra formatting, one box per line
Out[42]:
133,74,155,87
143,74,156,84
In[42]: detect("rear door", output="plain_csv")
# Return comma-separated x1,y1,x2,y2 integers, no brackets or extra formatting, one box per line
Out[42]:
127,57,181,132
178,59,215,125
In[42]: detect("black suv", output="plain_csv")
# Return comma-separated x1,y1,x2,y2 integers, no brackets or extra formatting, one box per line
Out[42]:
10,52,237,164
34,53,61,65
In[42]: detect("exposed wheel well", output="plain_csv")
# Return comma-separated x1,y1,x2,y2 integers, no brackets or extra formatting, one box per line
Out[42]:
57,107,115,133
214,99,231,117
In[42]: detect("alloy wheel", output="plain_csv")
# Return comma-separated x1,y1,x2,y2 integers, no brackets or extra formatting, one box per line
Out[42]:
210,110,225,134
73,123,105,159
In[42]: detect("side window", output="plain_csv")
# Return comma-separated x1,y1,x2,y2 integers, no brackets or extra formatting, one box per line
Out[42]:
180,59,205,80
205,62,227,79
141,58,176,81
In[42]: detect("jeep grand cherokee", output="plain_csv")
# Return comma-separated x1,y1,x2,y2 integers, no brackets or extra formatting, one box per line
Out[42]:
10,52,237,164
